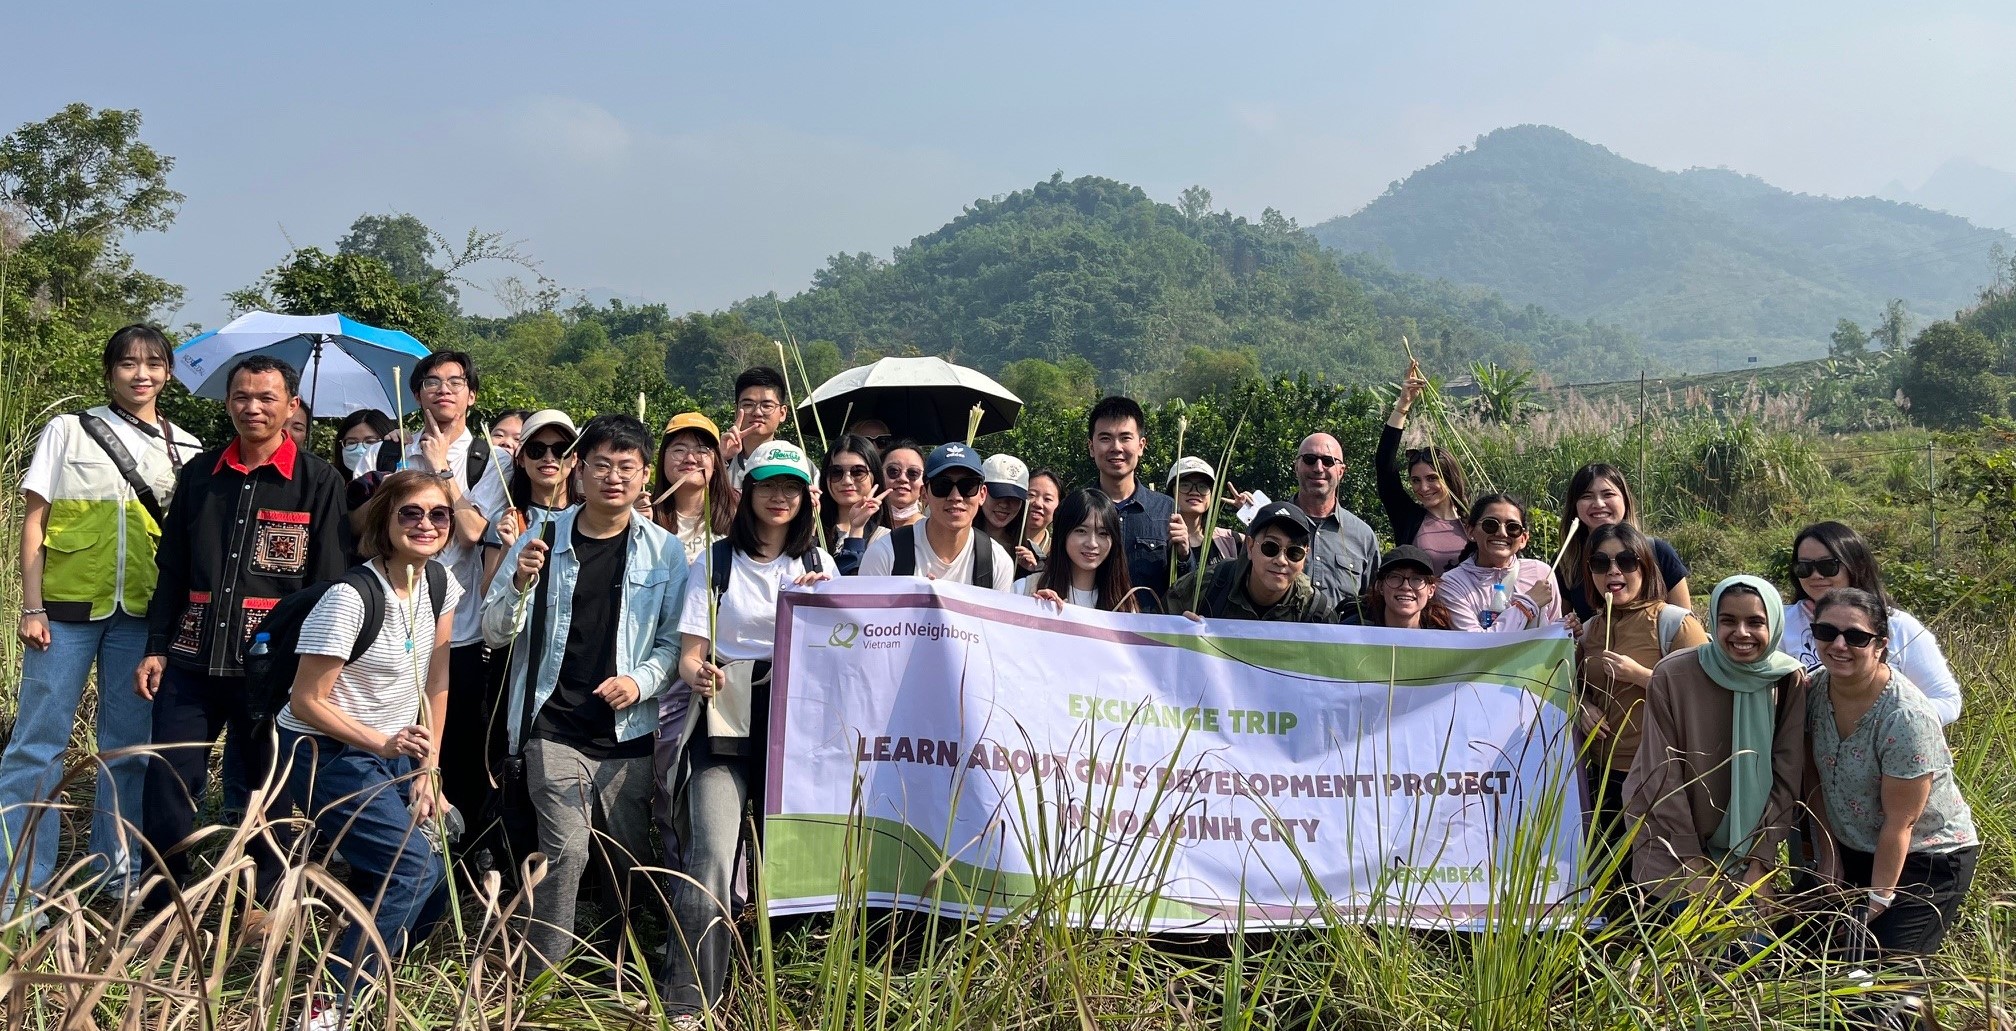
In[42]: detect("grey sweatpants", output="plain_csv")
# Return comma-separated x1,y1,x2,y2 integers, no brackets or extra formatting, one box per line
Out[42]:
525,736,657,971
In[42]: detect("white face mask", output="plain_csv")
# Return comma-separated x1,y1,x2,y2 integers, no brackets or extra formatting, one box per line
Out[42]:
343,442,375,475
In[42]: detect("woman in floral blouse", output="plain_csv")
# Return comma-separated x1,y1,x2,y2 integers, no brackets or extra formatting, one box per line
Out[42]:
1806,587,1977,957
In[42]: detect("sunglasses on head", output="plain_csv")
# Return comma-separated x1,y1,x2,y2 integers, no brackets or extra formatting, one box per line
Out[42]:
1257,539,1309,563
1477,516,1525,538
1298,453,1340,469
397,504,453,529
1404,448,1438,466
1793,558,1843,579
1811,622,1883,649
521,440,572,461
1588,551,1641,575
927,476,984,499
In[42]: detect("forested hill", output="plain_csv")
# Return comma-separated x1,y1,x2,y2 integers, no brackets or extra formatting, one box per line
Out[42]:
731,174,1652,395
1309,125,2014,370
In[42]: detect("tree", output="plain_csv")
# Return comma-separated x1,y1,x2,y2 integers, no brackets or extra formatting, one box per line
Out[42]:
1178,185,1213,221
1468,361,1545,424
1873,298,1912,351
999,356,1099,412
1901,321,2009,429
1829,318,1869,358
338,212,457,311
229,248,453,344
1167,346,1260,400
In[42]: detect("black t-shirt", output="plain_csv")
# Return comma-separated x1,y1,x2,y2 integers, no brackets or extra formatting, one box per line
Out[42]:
533,523,649,759
1560,536,1690,619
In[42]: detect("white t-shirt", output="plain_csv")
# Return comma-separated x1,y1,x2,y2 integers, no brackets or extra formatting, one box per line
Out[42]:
858,525,1015,591
677,546,835,663
369,428,508,647
279,562,464,738
1014,576,1099,609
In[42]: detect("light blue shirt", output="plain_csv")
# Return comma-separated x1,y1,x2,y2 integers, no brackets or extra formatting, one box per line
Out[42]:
481,507,687,751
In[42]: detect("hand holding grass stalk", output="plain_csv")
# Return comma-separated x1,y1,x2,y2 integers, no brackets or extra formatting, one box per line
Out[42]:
1548,518,1583,575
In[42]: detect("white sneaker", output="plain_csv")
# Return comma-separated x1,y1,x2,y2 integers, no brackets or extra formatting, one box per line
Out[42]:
296,996,350,1031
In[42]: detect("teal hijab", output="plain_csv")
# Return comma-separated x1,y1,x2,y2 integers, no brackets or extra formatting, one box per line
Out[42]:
1695,574,1804,860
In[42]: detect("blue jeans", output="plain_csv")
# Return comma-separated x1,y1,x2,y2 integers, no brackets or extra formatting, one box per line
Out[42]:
279,729,448,997
0,613,152,903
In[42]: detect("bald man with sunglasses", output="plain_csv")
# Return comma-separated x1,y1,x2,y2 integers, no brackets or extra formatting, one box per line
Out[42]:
1291,432,1381,611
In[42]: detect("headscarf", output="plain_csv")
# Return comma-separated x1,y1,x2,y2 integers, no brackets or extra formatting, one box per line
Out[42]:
1695,574,1804,860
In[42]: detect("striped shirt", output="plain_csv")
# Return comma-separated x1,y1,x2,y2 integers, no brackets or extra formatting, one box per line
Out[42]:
278,562,462,738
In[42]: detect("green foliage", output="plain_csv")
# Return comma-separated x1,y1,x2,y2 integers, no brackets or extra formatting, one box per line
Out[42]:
998,355,1099,412
1828,318,1869,357
1311,125,2011,367
1901,321,2009,429
1466,361,1544,424
228,247,453,343
1168,346,1260,400
337,212,458,312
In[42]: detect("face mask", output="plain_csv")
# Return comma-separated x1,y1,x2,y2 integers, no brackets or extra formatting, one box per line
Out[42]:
343,442,375,475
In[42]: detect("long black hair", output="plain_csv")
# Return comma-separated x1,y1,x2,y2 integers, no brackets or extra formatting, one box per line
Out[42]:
819,433,884,542
332,409,393,484
1789,521,1890,608
1559,464,1638,587
731,473,818,560
1037,489,1137,612
509,425,583,511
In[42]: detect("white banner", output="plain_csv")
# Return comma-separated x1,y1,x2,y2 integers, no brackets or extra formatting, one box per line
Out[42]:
764,578,1584,931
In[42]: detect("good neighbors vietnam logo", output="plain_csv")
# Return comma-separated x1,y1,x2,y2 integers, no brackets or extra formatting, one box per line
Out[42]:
828,622,861,649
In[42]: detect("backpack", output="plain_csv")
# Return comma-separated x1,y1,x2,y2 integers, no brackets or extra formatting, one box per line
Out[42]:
244,561,450,721
888,524,995,589
1655,603,1692,656
1200,561,1243,618
708,537,825,596
353,435,494,505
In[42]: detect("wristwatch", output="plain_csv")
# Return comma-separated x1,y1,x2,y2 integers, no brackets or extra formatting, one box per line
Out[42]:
434,468,454,481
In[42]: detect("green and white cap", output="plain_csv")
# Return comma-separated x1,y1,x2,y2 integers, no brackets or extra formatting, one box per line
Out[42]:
744,440,813,484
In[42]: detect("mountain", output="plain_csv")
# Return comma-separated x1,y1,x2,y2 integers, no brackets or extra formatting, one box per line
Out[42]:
729,173,1653,394
1885,157,2016,234
1309,125,2015,370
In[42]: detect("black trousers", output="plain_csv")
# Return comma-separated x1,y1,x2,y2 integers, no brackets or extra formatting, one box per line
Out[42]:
140,666,293,909
1839,845,1977,957
437,642,495,823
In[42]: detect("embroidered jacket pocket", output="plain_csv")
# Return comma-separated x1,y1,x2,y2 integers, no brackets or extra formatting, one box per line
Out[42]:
250,509,312,576
173,591,211,655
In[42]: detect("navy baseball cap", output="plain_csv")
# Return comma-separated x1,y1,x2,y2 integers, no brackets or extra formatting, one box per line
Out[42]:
925,442,985,479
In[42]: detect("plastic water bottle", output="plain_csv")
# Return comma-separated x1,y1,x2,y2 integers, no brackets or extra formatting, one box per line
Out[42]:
246,633,274,719
1481,582,1508,629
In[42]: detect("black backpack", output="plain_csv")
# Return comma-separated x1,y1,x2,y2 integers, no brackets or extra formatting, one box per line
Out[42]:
350,435,493,508
888,524,996,589
244,561,450,721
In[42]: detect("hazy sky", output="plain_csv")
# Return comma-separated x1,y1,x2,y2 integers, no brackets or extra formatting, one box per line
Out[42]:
9,1,2015,328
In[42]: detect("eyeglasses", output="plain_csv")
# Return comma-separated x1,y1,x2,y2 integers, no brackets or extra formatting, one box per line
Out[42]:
736,400,784,416
1587,551,1641,574
666,443,714,459
927,476,984,499
521,440,572,461
1257,539,1309,563
1793,558,1843,579
1298,453,1340,469
1477,517,1526,538
417,376,469,393
585,460,644,481
827,464,873,481
752,478,803,497
884,466,923,483
1811,622,1882,649
397,504,453,528
1176,478,1213,496
343,435,382,447
1381,572,1428,588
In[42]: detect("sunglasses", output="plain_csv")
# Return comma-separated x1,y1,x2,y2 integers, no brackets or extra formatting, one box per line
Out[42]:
521,440,573,461
1477,517,1526,538
1298,453,1340,469
1793,558,1843,579
927,476,985,499
884,466,923,482
1257,539,1309,563
1811,622,1883,649
827,464,873,481
398,504,453,529
1404,447,1439,466
1587,551,1641,574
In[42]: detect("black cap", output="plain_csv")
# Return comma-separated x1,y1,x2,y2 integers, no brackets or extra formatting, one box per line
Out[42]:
1247,501,1315,541
1376,545,1437,579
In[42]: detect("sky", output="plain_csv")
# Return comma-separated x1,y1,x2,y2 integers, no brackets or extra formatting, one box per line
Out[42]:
8,1,2016,328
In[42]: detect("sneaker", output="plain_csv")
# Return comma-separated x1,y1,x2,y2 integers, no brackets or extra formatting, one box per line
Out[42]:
296,995,350,1031
667,1016,706,1031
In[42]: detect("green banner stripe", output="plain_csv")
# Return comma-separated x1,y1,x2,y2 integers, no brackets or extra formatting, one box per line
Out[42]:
1136,633,1576,710
766,813,1209,922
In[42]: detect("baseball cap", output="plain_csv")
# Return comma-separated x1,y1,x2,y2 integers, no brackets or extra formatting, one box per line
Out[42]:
925,442,985,479
661,411,721,447
981,454,1029,499
1375,545,1437,579
743,440,813,485
1246,501,1315,541
1165,455,1217,488
517,409,578,444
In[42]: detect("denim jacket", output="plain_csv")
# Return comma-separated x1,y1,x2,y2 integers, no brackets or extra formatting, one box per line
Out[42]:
481,507,687,751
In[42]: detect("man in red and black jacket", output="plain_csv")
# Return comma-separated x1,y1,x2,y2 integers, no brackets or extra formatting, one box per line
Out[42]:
136,355,350,913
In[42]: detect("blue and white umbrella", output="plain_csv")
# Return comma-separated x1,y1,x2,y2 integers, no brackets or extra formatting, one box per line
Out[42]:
173,311,430,417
